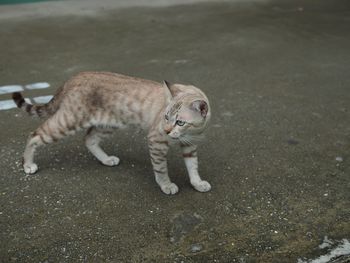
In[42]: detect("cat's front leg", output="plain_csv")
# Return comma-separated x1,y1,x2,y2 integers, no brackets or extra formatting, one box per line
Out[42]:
148,136,179,195
181,144,211,192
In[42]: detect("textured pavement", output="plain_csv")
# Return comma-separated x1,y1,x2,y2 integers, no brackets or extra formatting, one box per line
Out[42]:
0,0,349,262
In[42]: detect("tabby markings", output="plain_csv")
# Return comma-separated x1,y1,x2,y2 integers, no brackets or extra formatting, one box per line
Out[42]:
0,82,52,111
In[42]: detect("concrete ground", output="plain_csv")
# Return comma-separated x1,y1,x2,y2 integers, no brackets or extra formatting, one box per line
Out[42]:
0,0,349,262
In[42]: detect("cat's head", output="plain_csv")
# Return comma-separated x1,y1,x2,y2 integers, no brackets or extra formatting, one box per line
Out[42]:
162,80,210,142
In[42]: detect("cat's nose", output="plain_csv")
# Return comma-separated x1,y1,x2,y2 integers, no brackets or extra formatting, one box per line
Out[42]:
164,125,172,134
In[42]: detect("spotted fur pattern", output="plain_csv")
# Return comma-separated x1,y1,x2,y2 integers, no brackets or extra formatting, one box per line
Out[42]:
13,72,211,194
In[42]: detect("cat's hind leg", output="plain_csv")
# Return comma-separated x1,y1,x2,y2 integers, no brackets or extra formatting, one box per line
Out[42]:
22,133,42,174
22,112,79,174
85,127,119,166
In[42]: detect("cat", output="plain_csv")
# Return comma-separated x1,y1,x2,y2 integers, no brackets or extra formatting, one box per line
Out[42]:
12,72,211,195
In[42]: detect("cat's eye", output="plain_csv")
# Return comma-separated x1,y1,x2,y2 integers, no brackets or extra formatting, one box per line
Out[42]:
165,114,169,120
176,120,186,126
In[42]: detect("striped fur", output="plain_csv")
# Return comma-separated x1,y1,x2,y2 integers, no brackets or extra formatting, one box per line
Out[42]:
14,72,211,194
13,92,47,117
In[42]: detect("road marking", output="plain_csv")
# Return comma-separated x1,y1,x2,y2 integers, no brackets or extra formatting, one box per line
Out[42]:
33,95,53,104
0,82,52,111
0,98,31,110
25,82,50,90
0,96,53,111
0,85,23,95
0,99,17,110
0,82,50,95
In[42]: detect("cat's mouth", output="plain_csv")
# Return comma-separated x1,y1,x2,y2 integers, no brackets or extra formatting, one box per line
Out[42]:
168,134,180,140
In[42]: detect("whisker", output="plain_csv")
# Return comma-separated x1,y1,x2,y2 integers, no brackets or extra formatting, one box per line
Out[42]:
180,136,194,146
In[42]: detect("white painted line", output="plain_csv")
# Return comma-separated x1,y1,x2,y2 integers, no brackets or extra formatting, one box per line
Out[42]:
33,95,53,104
0,97,42,111
0,85,23,95
25,82,50,90
0,82,50,95
0,99,17,110
0,81,52,111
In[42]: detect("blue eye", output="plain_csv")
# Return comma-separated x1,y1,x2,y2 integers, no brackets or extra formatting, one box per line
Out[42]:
176,120,186,126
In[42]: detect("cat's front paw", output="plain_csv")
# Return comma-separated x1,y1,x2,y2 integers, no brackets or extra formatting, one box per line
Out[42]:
23,163,38,174
160,183,179,195
192,180,211,192
102,156,120,166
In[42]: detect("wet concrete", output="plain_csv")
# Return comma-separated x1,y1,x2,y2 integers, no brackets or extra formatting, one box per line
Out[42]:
0,0,349,262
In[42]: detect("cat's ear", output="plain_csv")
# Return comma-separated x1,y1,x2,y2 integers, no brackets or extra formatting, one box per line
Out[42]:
163,80,173,102
191,100,208,118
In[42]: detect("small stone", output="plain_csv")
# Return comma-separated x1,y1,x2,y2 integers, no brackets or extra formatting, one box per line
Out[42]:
335,156,343,162
190,244,203,253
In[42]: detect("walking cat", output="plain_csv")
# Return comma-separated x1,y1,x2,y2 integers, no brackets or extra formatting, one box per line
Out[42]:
12,72,211,195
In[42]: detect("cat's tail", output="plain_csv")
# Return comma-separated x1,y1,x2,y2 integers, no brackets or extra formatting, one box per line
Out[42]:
12,92,56,118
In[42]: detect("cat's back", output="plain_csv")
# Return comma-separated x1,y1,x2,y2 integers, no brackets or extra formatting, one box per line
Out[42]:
64,71,161,93
55,72,166,125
